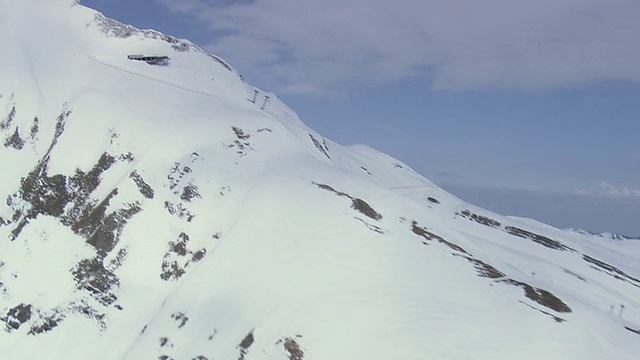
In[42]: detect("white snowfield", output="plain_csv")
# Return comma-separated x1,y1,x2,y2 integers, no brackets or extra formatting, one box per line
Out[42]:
1,1,639,359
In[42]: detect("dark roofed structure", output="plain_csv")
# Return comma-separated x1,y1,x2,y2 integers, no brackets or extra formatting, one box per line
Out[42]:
127,55,170,66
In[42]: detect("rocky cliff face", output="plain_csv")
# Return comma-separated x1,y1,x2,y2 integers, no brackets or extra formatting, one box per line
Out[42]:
1,1,640,359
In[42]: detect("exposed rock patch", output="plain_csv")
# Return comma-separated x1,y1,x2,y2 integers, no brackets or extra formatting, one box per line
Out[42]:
505,226,575,252
4,127,25,149
313,182,382,221
2,303,32,331
94,14,193,52
72,258,119,306
309,134,330,159
130,170,155,199
238,331,254,360
283,337,305,360
180,184,201,202
159,336,171,347
583,255,640,288
2,300,108,335
458,256,506,279
410,220,571,318
27,311,64,335
166,156,202,206
500,279,572,313
171,311,189,328
0,105,15,130
228,126,253,157
457,209,500,228
164,201,195,222
411,221,469,255
427,197,440,204
28,117,39,141
167,162,192,191
160,233,207,281
2,107,142,333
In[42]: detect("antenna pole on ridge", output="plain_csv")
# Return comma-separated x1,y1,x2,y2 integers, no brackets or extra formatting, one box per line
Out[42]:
261,95,270,110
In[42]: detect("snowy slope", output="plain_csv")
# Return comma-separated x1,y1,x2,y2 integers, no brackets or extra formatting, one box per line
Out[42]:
1,1,640,359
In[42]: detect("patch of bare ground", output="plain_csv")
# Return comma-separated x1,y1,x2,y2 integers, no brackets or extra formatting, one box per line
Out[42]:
164,201,195,222
456,209,500,228
129,170,154,199
2,303,32,331
159,337,171,347
171,312,189,328
4,126,25,149
500,279,572,313
2,106,149,333
411,221,469,254
237,331,254,360
228,126,253,157
0,105,16,130
583,255,640,288
313,182,382,221
167,162,192,190
275,336,304,360
284,337,304,360
160,233,207,281
180,183,201,202
2,301,108,335
456,256,506,279
95,13,195,52
505,226,575,252
308,133,330,159
410,220,571,319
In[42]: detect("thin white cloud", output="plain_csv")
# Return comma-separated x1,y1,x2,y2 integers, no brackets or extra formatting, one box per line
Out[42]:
156,0,640,95
577,181,640,198
598,181,640,198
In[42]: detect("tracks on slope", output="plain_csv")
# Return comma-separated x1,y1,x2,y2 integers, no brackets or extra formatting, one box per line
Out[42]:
87,55,220,99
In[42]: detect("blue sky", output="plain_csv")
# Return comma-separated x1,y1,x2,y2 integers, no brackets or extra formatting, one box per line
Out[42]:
81,0,640,236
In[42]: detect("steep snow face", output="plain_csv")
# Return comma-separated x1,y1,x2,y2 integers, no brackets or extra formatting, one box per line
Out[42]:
1,2,640,360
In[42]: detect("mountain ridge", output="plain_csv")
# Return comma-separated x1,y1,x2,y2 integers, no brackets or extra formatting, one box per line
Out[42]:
565,228,640,241
1,2,640,359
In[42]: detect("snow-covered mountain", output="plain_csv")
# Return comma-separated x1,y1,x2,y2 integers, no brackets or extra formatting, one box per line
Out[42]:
1,1,639,359
566,228,640,242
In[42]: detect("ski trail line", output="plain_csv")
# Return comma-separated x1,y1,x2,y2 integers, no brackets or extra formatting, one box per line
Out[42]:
87,55,219,99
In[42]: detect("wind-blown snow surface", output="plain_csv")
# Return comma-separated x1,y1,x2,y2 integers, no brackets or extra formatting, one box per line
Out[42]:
1,1,640,359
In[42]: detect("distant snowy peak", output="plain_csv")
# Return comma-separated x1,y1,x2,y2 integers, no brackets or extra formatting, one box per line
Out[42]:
566,228,640,241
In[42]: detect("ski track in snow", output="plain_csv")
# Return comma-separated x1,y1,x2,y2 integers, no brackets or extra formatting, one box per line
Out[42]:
87,55,221,100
